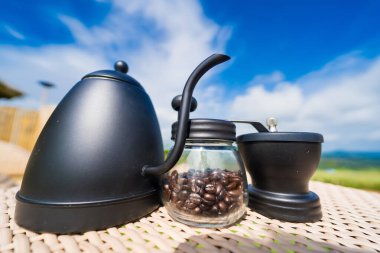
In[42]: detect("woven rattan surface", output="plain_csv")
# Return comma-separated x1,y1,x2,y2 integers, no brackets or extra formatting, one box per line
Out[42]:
0,181,379,253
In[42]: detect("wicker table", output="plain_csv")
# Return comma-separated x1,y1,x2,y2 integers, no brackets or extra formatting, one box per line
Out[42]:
1,181,379,253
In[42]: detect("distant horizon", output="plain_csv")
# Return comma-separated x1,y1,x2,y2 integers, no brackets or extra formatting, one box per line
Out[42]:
322,150,380,157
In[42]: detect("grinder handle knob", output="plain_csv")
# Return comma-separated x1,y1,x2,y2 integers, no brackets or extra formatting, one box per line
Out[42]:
266,117,278,132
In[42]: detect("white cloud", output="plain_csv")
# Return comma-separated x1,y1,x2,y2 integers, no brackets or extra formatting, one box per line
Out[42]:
0,45,108,107
230,83,303,121
3,25,25,40
229,54,380,151
250,71,285,85
0,0,231,145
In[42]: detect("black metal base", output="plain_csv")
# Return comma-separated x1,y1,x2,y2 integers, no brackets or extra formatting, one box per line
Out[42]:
248,185,322,223
15,190,160,234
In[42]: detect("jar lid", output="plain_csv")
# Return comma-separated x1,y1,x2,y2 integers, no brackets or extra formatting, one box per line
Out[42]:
171,119,236,141
237,132,324,143
83,60,143,89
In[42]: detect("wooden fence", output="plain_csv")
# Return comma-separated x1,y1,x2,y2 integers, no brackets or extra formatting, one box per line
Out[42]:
0,106,54,151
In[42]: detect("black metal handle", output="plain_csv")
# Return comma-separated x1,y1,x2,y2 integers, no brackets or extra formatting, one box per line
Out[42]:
142,54,230,177
231,120,269,133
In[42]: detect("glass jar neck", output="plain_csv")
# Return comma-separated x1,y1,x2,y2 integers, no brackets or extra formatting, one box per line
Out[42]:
185,139,234,147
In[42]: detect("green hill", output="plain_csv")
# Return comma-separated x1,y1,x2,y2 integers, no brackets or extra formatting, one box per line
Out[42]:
314,151,380,191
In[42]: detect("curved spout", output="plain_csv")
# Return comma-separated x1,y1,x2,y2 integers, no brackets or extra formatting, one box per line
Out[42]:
142,53,230,177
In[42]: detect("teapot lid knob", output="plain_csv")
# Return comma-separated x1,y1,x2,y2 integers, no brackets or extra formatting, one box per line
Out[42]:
114,60,129,73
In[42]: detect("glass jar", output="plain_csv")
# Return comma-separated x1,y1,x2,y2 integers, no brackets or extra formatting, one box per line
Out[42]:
161,119,248,227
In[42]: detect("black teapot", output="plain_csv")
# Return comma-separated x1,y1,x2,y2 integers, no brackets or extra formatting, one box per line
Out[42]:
15,54,230,233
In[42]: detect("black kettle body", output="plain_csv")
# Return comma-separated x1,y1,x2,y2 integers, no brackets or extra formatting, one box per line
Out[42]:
15,54,231,234
15,62,164,233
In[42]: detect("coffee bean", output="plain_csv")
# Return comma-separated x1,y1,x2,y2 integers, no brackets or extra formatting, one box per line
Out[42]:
181,184,191,191
191,183,201,193
221,177,229,186
210,205,219,214
189,193,202,205
175,200,184,208
195,179,205,187
168,181,173,189
172,184,181,193
210,171,220,181
165,168,245,218
178,178,188,185
185,200,197,209
202,198,214,206
220,171,228,178
218,201,227,213
228,189,241,198
226,171,238,177
189,192,201,198
224,195,232,204
171,192,178,202
193,207,201,214
217,189,227,201
215,183,223,195
230,176,241,184
199,203,211,210
205,184,216,194
226,182,238,191
171,170,178,181
203,193,216,201
178,190,189,200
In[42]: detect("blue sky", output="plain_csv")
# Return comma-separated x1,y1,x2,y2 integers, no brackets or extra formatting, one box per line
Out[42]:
202,0,380,83
1,0,380,151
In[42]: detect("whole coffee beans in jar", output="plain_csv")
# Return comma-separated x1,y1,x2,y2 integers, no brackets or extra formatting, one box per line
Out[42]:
162,166,247,227
163,119,248,227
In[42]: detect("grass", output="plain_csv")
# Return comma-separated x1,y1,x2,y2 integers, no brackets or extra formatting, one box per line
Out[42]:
312,167,380,191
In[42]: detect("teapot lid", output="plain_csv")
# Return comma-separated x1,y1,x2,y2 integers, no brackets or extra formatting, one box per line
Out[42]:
83,60,143,89
171,118,236,141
